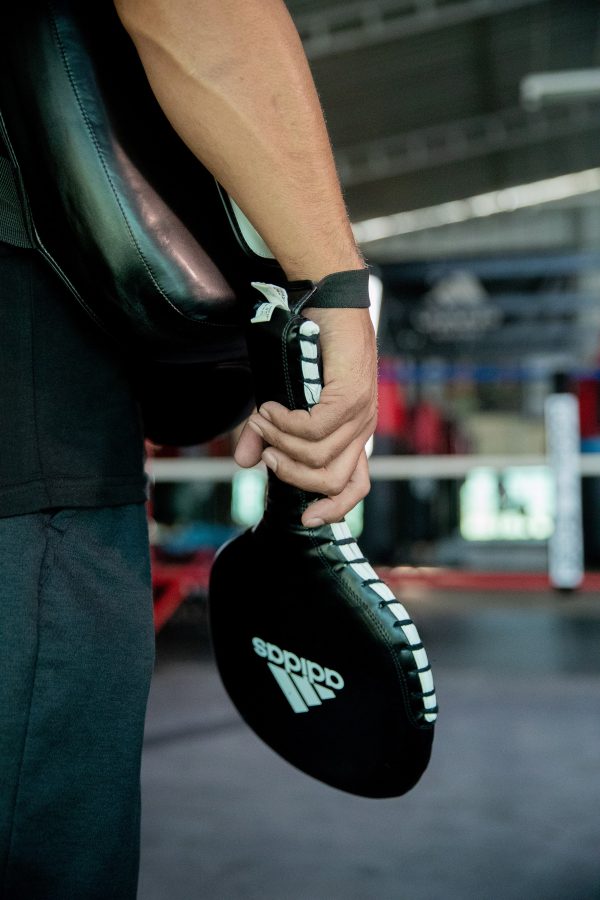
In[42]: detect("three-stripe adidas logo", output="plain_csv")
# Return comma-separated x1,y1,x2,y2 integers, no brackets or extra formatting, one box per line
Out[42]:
252,637,344,714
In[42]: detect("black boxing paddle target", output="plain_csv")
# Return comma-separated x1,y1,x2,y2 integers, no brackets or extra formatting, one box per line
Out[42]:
0,0,276,445
209,282,438,798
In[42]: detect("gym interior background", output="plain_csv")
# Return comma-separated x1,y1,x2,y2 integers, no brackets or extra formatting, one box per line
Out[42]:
141,2,600,898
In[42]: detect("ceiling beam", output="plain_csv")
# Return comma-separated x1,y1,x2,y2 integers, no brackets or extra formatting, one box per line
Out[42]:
336,102,600,186
359,206,599,261
351,168,600,243
296,0,550,60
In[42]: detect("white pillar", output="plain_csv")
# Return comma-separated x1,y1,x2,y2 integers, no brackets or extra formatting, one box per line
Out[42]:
545,392,584,590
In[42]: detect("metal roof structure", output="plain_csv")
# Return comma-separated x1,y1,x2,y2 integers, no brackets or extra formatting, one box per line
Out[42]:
286,0,600,260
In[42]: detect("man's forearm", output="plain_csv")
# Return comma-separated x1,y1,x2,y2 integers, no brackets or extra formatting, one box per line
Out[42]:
115,0,377,523
114,0,364,282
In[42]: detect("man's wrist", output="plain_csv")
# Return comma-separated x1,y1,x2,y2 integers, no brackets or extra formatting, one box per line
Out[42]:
283,251,366,283
291,266,371,310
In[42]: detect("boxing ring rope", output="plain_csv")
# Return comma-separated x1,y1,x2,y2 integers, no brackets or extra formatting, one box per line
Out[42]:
147,452,600,481
149,450,599,629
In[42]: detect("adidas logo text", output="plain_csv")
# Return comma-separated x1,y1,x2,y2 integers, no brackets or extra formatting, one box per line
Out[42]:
252,636,344,714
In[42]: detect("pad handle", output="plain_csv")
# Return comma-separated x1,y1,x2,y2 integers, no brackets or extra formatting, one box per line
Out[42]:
246,282,325,519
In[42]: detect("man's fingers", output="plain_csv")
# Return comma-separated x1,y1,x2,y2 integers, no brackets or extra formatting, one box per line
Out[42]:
261,435,366,498
258,384,374,442
233,420,264,468
249,404,376,468
257,400,342,442
249,405,376,470
301,451,371,527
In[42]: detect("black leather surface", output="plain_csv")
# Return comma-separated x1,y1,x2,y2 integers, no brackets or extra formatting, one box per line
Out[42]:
0,0,286,358
209,287,436,797
0,0,297,442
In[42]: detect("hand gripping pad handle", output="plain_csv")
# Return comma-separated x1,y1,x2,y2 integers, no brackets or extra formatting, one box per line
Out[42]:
208,284,438,798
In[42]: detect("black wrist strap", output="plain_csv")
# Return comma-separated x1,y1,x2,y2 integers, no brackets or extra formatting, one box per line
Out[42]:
299,267,371,309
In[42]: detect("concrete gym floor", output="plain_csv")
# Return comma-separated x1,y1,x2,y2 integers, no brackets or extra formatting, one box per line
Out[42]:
138,588,600,900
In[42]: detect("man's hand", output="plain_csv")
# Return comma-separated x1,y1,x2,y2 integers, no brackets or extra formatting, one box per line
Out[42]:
234,307,377,526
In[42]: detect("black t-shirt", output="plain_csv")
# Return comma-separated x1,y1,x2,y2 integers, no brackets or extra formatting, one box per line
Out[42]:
0,241,148,517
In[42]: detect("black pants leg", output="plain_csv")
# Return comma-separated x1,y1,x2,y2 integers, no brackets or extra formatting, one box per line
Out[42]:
0,503,155,900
